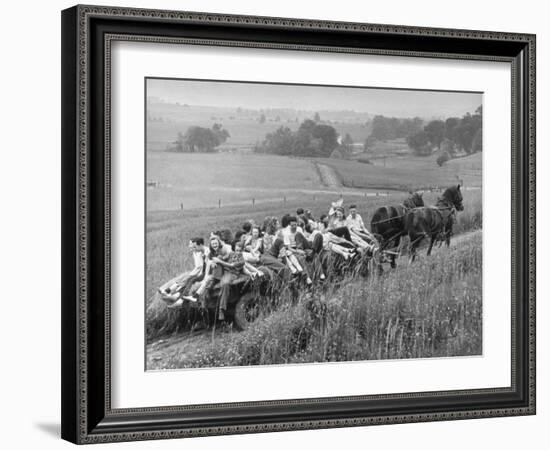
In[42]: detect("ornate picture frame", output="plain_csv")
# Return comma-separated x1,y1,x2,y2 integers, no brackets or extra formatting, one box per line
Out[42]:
61,5,535,444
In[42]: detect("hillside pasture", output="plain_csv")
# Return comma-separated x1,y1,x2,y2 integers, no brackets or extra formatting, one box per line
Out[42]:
147,152,326,211
146,188,481,340
316,151,482,191
147,230,482,369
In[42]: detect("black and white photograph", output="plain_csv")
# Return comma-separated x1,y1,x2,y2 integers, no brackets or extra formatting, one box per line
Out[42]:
145,78,483,370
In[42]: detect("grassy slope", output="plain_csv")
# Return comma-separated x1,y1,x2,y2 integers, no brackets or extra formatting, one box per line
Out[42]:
148,231,482,369
317,151,482,191
147,150,482,211
147,152,324,211
145,189,482,340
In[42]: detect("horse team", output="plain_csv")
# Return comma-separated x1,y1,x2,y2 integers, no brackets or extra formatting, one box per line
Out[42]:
372,184,464,265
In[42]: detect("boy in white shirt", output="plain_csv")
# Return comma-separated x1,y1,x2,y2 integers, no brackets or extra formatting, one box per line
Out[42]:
346,204,378,254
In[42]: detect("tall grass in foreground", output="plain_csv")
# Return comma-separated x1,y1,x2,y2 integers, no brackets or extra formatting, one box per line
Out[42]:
150,233,482,369
145,190,482,342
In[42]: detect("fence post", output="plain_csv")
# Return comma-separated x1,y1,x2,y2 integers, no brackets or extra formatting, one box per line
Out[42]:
252,198,255,207
283,196,286,205
180,203,183,210
218,198,221,208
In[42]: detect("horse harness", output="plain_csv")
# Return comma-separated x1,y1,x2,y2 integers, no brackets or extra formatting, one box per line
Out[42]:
428,201,457,243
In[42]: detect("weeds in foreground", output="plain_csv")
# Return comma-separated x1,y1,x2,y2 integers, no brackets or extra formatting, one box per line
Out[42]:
150,233,482,369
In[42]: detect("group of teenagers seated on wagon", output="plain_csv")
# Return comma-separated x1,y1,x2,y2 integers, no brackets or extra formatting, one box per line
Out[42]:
159,199,380,320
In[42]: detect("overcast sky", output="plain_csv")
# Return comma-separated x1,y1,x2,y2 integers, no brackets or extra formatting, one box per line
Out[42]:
147,78,482,118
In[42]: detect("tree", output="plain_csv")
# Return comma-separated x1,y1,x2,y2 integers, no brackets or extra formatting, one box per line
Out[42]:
445,117,461,143
212,123,230,143
368,115,423,142
454,113,481,153
314,112,321,122
174,124,230,153
440,138,456,156
447,106,482,153
436,151,451,167
309,123,339,156
424,120,446,150
370,115,394,141
471,128,482,153
258,126,295,155
406,130,431,156
259,113,266,124
341,133,354,157
396,117,423,137
363,135,378,152
255,120,338,157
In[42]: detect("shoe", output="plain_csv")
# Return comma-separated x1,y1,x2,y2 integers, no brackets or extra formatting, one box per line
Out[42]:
306,277,313,285
167,298,184,309
320,273,326,281
218,310,225,321
182,295,198,303
162,293,180,303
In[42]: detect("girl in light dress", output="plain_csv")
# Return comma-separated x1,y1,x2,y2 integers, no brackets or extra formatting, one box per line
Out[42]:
310,217,356,260
328,199,376,254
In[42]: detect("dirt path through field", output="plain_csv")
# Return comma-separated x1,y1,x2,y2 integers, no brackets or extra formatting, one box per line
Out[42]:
315,162,342,188
146,228,482,370
147,328,213,370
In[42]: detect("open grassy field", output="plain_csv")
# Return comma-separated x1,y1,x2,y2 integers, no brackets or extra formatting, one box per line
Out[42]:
147,230,482,369
315,151,482,191
147,152,327,211
147,151,481,211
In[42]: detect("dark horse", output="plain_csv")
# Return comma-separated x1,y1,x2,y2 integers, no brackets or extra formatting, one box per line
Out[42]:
370,191,425,268
404,184,464,263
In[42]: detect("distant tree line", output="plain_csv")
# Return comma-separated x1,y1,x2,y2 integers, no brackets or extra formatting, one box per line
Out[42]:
254,119,339,157
363,107,482,160
367,115,424,143
172,123,230,153
407,106,482,158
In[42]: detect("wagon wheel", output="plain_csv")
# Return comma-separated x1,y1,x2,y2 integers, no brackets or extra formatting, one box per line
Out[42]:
233,291,261,331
